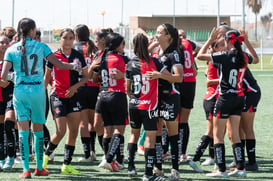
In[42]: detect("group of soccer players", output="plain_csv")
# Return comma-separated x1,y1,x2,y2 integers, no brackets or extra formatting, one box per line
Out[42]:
0,18,260,181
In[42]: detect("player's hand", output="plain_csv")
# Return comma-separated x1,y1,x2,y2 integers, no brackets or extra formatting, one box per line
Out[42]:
65,85,77,97
209,27,219,41
239,28,248,40
110,69,124,80
0,80,10,88
147,69,161,80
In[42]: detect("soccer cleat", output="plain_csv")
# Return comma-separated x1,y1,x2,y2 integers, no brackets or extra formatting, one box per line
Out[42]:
49,153,55,161
188,160,204,173
142,174,165,181
228,168,247,177
78,156,93,162
180,154,192,163
246,163,258,171
112,160,124,170
228,160,236,169
98,159,119,172
61,164,81,175
3,157,15,170
162,151,172,161
201,157,215,166
90,151,96,161
34,168,49,176
206,169,228,178
0,160,5,171
169,168,180,181
14,157,22,164
42,154,49,169
128,168,137,177
19,170,31,179
137,145,145,156
153,167,164,176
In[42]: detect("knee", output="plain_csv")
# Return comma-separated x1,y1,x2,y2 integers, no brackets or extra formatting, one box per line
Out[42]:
56,128,66,138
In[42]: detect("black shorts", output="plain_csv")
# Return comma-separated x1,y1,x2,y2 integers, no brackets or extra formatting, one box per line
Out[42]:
78,86,99,110
50,92,81,118
243,90,261,112
129,109,158,131
0,96,14,115
203,97,217,120
180,82,196,109
159,93,180,121
95,91,128,127
214,94,244,119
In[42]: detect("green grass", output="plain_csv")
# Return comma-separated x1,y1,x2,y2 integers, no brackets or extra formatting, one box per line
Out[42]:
1,70,273,180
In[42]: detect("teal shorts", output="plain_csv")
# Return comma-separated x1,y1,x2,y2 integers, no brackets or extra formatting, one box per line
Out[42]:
13,86,46,124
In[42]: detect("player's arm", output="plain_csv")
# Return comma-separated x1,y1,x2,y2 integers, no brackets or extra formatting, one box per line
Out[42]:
47,53,80,71
1,61,12,81
44,67,52,89
126,79,131,98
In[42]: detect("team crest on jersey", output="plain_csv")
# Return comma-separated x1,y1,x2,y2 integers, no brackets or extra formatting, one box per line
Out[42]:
55,108,60,114
160,56,167,62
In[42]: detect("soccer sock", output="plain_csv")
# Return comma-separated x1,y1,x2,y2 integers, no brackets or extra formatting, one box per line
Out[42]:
162,127,169,154
193,135,210,162
15,129,19,154
90,131,96,152
43,125,50,149
116,135,124,164
169,134,179,170
179,123,190,155
232,142,245,170
64,144,75,165
0,123,5,160
19,130,30,172
106,134,121,163
209,137,214,158
5,121,16,158
144,148,156,176
81,137,91,159
127,143,137,169
137,129,145,146
45,142,58,156
155,136,162,170
102,137,111,155
98,135,103,150
246,139,256,164
33,131,44,171
214,143,226,172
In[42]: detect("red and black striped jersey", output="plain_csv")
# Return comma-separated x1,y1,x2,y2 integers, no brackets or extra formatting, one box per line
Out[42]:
204,61,219,100
126,57,165,110
182,39,196,82
98,50,129,93
47,48,87,98
211,50,251,96
73,41,99,87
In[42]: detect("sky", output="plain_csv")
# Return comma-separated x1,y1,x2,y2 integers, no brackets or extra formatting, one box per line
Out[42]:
0,0,272,30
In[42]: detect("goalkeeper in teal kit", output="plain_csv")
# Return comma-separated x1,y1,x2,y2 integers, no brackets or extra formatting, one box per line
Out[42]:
1,18,80,179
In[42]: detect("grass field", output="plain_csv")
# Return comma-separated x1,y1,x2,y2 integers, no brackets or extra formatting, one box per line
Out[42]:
1,70,273,180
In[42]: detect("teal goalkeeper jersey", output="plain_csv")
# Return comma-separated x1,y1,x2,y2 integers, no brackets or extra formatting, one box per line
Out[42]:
4,37,52,89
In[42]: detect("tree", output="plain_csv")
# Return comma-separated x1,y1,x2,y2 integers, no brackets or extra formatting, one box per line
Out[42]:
260,13,272,37
247,0,262,41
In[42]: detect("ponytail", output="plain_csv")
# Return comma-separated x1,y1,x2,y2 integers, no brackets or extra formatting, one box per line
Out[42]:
86,39,96,57
225,30,245,68
17,18,36,55
133,33,150,64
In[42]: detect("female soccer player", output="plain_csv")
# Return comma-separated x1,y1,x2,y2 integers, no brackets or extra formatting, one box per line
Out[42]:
73,24,98,162
43,28,88,174
197,28,248,178
88,28,113,151
178,29,199,162
188,38,224,173
126,33,167,181
90,32,128,172
1,18,79,179
0,35,17,171
149,23,183,180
